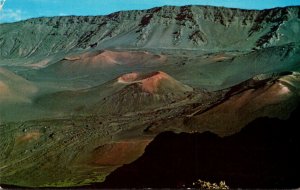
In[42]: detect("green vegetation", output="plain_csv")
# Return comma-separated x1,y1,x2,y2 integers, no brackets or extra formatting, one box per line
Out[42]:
193,179,229,189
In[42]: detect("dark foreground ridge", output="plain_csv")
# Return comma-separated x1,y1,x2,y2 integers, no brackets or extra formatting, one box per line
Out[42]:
98,104,300,188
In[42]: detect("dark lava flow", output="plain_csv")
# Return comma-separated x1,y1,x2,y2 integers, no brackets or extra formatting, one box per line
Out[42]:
97,104,300,188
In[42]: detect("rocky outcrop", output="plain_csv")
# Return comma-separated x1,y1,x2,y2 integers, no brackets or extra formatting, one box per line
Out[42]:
0,6,299,58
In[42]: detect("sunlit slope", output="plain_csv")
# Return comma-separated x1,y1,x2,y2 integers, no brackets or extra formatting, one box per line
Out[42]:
0,67,37,103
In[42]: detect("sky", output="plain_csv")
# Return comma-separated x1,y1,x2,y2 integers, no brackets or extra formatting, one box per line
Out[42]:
0,0,300,23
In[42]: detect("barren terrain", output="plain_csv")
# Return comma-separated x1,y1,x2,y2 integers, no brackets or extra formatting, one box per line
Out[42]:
0,5,300,188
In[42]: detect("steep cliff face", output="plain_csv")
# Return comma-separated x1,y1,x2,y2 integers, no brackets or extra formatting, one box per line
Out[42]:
0,6,299,58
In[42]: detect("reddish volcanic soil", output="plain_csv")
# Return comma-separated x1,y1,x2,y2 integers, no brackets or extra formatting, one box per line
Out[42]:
185,81,299,136
90,139,151,166
64,50,166,67
116,71,193,94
